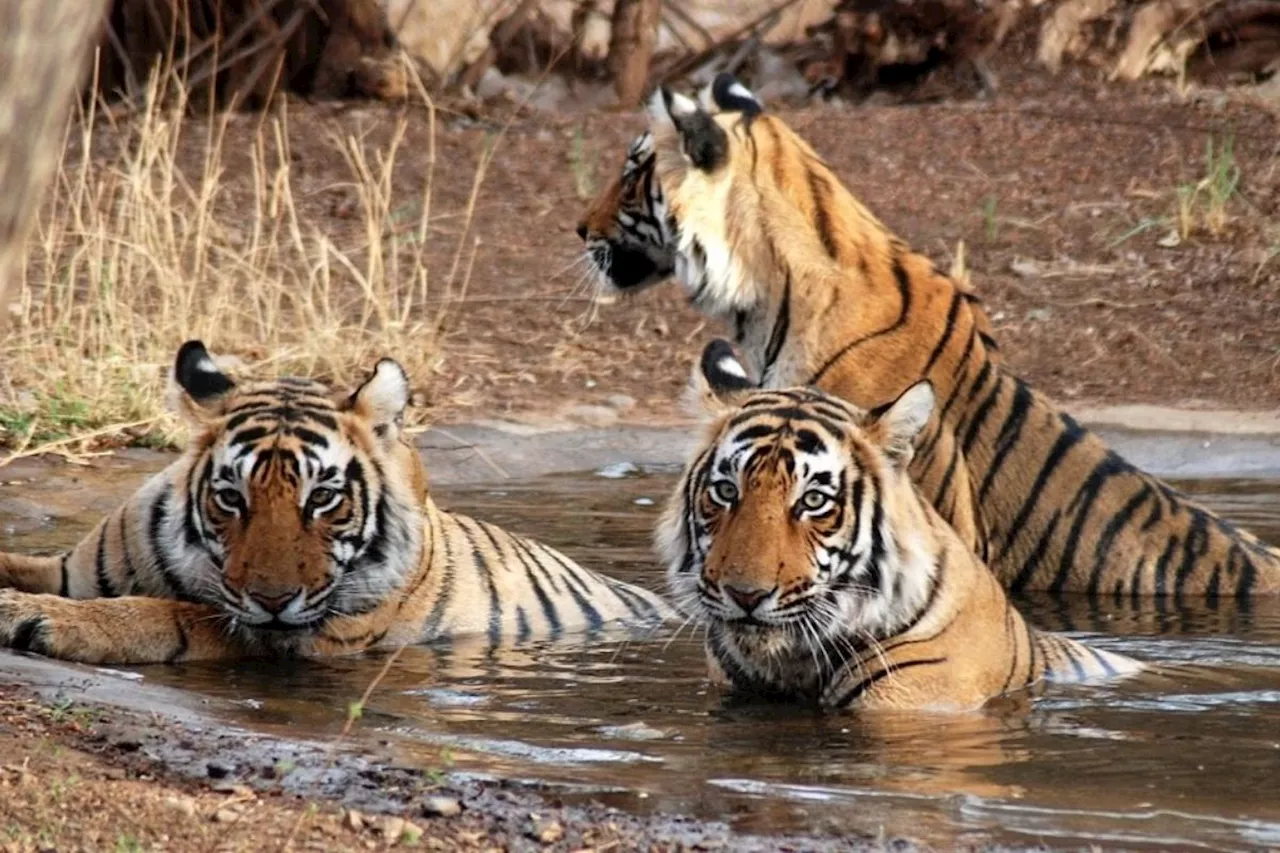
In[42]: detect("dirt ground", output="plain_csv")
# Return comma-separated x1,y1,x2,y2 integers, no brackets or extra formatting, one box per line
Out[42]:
0,682,896,853
182,60,1279,425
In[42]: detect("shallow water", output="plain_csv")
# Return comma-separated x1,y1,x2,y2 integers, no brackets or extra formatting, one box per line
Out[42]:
7,466,1280,850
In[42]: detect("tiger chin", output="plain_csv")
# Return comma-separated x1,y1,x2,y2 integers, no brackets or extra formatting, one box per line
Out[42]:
659,340,1140,712
0,342,671,665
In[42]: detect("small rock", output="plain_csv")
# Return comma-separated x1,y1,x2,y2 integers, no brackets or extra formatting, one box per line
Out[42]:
164,796,197,818
605,393,636,413
210,781,253,797
529,818,564,844
422,796,462,818
1009,257,1042,278
344,809,365,831
378,816,406,841
595,461,639,480
206,760,234,779
400,820,425,845
212,807,240,823
1156,230,1182,248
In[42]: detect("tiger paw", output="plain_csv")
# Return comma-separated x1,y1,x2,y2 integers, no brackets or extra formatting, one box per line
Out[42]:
0,589,62,657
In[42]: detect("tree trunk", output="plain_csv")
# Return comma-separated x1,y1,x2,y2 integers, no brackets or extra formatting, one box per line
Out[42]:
608,0,661,107
0,0,110,332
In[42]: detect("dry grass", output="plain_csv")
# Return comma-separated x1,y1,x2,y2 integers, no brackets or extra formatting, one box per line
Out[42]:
0,67,482,456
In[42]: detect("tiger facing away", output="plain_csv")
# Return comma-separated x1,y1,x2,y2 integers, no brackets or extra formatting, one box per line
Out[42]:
0,342,671,664
662,340,1139,711
579,74,1280,600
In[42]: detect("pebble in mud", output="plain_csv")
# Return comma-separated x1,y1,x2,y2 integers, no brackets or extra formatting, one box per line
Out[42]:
422,796,462,818
205,759,234,779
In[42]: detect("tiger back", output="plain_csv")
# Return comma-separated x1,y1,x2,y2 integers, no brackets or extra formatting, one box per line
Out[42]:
0,342,670,664
579,74,1280,600
661,340,1138,711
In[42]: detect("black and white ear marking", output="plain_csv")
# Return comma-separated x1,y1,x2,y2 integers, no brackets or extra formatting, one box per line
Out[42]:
648,86,729,172
700,338,755,394
174,340,235,405
872,381,935,466
349,357,410,438
705,73,763,118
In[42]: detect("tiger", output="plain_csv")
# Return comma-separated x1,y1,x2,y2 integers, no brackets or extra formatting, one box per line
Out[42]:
578,73,1280,600
0,341,671,665
660,339,1139,710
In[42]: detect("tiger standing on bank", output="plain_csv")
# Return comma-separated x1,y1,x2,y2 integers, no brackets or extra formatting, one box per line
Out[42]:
0,342,671,664
578,74,1280,601
663,340,1139,710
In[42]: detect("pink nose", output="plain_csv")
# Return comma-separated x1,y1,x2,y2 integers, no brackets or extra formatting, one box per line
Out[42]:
723,584,771,613
249,590,296,614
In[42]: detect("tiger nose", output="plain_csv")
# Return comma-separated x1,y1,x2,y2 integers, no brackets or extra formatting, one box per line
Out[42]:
575,222,588,241
723,584,771,613
250,590,298,614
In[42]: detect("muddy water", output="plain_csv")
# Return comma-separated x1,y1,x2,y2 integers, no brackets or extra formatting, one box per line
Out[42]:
6,464,1280,851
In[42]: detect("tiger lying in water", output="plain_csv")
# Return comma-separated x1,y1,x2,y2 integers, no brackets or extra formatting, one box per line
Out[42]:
0,342,670,664
661,340,1139,711
579,73,1280,601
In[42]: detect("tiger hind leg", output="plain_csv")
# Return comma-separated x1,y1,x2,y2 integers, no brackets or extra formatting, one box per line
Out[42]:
0,552,66,594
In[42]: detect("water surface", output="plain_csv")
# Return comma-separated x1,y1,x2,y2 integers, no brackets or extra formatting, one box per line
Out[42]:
5,465,1280,851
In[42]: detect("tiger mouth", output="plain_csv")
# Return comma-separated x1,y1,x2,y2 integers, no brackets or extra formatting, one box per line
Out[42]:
587,241,674,293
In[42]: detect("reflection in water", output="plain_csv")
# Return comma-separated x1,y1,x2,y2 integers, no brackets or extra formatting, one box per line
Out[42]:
6,467,1280,849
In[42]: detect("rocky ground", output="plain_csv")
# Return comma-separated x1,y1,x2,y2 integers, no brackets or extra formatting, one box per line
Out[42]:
0,682,900,853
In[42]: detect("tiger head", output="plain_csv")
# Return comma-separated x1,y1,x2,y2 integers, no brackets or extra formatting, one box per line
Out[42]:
575,75,767,309
579,74,885,320
576,130,676,294
170,341,425,635
658,339,938,695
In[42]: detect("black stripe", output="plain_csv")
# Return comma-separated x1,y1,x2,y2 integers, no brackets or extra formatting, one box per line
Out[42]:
94,526,117,598
1050,455,1128,594
1085,485,1152,595
828,657,948,709
806,254,913,386
420,519,453,639
1089,645,1117,677
459,520,503,646
1174,510,1209,598
166,619,190,663
807,169,839,260
1010,510,1062,593
58,555,70,598
920,290,962,378
976,379,1033,502
761,273,792,381
997,415,1084,564
515,606,531,642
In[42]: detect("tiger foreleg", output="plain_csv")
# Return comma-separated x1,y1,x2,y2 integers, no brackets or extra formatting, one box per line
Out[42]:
0,590,242,664
0,552,67,594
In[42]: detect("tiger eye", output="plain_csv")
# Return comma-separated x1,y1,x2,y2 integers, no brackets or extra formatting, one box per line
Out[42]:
711,481,739,504
800,490,831,511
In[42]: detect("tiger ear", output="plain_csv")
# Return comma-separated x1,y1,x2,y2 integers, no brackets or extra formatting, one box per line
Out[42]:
867,382,935,467
346,358,410,442
647,86,728,172
699,72,764,118
683,338,756,418
171,340,236,425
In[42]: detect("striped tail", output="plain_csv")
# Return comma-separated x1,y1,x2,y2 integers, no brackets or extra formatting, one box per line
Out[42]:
1032,630,1142,684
